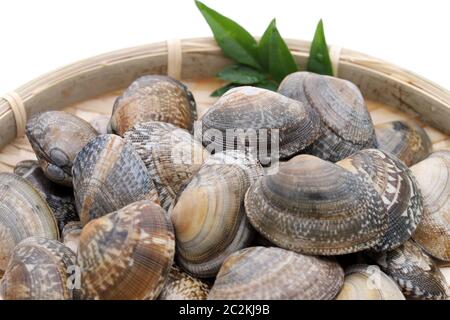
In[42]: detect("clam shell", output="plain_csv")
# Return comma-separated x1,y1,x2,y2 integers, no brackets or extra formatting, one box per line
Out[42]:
124,121,208,210
335,265,405,300
337,149,423,251
62,221,83,254
109,75,197,136
410,154,450,261
245,154,387,255
72,134,159,225
14,160,78,232
376,120,432,166
0,237,76,300
0,173,59,275
373,240,449,299
200,86,320,161
170,152,263,277
76,200,175,300
158,265,210,300
279,72,376,162
208,246,344,300
26,111,98,186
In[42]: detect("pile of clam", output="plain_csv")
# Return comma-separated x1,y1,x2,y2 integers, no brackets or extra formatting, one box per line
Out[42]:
0,72,449,300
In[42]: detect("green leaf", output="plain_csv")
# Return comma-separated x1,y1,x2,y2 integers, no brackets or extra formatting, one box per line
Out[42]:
195,1,262,70
254,80,279,92
258,19,298,82
217,64,267,84
307,19,333,76
210,83,240,97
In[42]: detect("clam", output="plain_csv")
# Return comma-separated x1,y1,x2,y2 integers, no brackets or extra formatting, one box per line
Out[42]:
109,75,197,136
337,149,423,251
200,86,320,162
0,173,59,275
62,221,83,254
244,154,387,255
375,120,432,166
208,246,344,300
158,265,210,300
14,160,78,232
279,72,377,162
124,121,208,210
0,237,76,300
373,240,449,299
335,265,405,300
26,111,98,186
72,134,159,225
410,153,450,261
170,151,263,278
76,200,175,300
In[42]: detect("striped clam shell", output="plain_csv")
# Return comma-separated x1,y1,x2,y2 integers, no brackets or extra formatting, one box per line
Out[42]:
337,149,423,251
14,160,78,233
0,237,76,300
375,120,432,166
0,173,59,275
170,151,263,278
200,86,320,160
244,154,387,255
76,200,175,300
208,246,344,300
410,152,450,261
25,111,98,186
279,72,377,162
72,134,159,225
124,121,208,211
373,240,449,299
158,265,210,300
335,265,405,300
109,75,197,136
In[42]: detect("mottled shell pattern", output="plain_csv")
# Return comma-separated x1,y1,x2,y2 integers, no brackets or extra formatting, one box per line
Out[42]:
337,149,423,251
373,240,449,300
208,246,344,300
76,200,175,300
170,151,263,278
124,121,208,211
62,221,83,254
335,265,405,300
375,120,432,166
0,237,76,300
158,265,210,300
410,151,450,261
72,134,159,225
244,155,387,255
25,111,98,186
109,75,197,136
200,86,320,160
0,173,59,275
14,160,78,232
278,72,377,162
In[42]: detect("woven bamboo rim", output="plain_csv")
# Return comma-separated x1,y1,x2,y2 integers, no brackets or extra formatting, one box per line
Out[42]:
1,37,449,151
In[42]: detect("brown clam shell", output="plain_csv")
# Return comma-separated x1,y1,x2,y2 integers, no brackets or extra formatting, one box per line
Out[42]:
200,86,320,161
410,153,450,261
158,265,210,300
72,134,159,225
0,237,76,300
337,149,423,251
76,200,175,300
375,120,432,166
109,75,197,136
208,246,344,300
244,154,387,255
26,111,98,186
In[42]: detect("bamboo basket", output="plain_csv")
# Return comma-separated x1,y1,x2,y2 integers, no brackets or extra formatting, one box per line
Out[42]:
0,37,449,285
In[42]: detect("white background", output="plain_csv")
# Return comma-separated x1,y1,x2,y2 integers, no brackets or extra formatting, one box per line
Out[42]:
0,0,449,92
